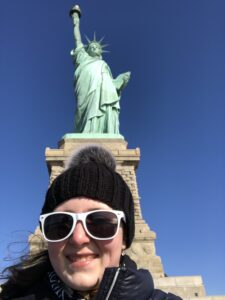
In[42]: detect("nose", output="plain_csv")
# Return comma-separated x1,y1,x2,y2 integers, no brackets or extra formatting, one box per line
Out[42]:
68,221,90,245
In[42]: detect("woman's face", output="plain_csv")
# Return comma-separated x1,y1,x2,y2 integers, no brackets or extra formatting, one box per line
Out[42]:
47,197,125,291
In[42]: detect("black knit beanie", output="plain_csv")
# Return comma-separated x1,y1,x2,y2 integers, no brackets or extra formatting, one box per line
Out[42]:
41,145,135,248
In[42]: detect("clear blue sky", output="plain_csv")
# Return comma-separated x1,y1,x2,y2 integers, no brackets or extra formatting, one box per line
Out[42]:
0,0,225,296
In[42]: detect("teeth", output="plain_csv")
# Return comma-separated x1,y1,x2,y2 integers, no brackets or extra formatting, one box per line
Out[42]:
75,256,90,262
68,255,96,262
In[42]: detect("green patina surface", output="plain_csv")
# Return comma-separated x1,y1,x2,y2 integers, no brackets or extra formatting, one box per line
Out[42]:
62,133,124,140
70,8,130,134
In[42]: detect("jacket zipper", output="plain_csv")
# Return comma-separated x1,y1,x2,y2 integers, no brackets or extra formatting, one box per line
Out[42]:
105,268,121,300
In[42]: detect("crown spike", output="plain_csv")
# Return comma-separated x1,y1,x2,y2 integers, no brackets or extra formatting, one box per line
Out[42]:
101,44,109,49
98,36,105,44
85,35,91,44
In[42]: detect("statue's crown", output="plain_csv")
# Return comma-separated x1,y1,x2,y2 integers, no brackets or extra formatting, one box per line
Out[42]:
85,33,109,53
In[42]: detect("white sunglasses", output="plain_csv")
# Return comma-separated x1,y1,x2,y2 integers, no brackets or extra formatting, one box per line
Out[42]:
39,209,126,242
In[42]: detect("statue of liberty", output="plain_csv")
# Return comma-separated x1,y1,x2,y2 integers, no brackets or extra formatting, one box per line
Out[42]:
70,5,131,134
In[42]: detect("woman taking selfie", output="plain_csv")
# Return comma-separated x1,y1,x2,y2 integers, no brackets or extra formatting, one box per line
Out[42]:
0,146,181,299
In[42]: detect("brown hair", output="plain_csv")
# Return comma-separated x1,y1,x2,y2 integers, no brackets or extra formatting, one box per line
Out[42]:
0,249,51,298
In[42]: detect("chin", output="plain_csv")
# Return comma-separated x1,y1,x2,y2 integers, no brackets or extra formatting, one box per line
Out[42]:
63,272,101,291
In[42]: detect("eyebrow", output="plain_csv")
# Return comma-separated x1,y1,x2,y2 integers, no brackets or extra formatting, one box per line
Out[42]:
66,208,110,213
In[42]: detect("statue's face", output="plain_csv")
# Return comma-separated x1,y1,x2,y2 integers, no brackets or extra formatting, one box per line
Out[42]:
87,42,102,57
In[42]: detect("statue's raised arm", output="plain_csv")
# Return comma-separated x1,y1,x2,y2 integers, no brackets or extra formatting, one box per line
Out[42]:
70,5,131,134
70,5,82,49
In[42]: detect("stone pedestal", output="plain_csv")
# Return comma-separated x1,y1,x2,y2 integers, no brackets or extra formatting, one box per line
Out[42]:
154,276,206,299
29,134,224,299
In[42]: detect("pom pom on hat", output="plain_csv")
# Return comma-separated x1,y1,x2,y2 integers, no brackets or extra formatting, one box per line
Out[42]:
65,144,116,171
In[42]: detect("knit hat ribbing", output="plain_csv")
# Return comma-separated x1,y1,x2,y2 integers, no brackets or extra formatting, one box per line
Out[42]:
41,146,135,248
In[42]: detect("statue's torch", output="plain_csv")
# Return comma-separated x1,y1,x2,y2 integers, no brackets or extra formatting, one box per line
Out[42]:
70,4,82,18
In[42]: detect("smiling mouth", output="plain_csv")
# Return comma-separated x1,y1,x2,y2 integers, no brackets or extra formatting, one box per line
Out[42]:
67,254,98,263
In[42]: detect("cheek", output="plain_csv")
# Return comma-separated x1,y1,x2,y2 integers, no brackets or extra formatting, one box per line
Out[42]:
48,242,65,264
98,231,124,267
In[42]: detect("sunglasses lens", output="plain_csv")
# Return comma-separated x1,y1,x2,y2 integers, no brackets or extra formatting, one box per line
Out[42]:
44,213,73,241
86,211,118,239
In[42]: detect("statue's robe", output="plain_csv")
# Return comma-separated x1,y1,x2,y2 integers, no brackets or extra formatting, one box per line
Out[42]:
73,45,120,133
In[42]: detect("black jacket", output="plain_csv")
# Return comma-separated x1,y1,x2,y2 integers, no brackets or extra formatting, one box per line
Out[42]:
1,257,182,300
